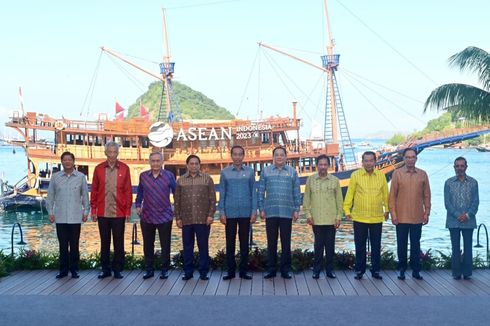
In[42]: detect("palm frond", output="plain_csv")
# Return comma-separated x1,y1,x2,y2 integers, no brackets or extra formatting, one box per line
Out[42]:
449,47,490,91
424,83,490,121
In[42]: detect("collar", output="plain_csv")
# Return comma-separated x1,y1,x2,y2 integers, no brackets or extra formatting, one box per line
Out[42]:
103,160,120,169
62,170,79,177
184,171,203,178
314,173,330,180
361,168,379,176
232,164,245,171
146,169,165,177
451,175,468,182
272,164,287,171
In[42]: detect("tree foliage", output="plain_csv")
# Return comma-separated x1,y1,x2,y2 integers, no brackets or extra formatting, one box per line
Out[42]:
386,133,406,146
126,81,235,121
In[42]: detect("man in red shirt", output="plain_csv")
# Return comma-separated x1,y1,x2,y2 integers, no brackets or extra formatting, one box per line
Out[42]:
91,141,132,279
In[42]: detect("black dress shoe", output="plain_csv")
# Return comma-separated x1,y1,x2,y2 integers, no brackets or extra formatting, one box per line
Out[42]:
223,274,236,280
312,272,320,279
182,274,193,281
326,271,337,279
463,275,471,280
453,275,461,280
200,274,209,281
71,271,80,279
412,272,423,280
371,272,383,280
113,271,124,279
98,271,111,279
56,272,68,279
281,272,292,279
397,270,406,280
160,271,169,279
239,273,252,280
354,272,363,280
143,271,154,279
264,272,276,279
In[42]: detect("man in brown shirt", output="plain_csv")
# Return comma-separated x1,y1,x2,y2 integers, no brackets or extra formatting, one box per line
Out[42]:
175,154,216,281
389,148,431,280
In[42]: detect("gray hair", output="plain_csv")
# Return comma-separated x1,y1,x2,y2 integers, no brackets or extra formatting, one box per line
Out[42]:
149,152,163,160
104,141,120,152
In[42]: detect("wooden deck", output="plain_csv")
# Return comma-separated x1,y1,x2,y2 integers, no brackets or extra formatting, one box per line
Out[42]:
1,269,490,296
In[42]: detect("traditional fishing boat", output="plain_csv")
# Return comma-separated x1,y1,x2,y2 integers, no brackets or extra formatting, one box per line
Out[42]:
1,2,488,212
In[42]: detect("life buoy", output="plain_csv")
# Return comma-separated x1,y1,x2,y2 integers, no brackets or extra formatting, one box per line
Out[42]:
54,120,65,130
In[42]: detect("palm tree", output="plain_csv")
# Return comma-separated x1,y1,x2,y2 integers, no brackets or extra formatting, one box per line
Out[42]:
424,46,490,121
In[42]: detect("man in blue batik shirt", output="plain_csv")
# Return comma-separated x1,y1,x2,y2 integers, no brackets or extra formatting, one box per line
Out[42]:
258,146,301,279
444,156,479,280
219,145,257,280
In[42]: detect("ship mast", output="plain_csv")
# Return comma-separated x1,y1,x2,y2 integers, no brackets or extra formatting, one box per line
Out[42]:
159,8,175,122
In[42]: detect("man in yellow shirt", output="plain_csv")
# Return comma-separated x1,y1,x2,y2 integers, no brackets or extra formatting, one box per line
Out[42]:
344,151,389,280
303,155,343,279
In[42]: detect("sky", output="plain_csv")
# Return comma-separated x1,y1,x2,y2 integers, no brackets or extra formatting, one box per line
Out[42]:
1,0,489,138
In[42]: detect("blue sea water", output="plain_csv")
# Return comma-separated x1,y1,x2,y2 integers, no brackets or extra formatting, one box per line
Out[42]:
0,145,489,257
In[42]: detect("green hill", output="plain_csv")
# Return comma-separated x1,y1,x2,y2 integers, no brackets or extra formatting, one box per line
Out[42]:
126,81,234,120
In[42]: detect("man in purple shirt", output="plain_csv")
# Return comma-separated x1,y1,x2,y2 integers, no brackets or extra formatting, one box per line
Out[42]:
135,152,176,280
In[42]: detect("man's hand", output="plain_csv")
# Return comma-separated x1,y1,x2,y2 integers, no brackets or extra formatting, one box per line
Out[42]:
335,220,341,229
250,213,257,224
292,211,299,222
306,217,314,226
457,213,468,223
422,212,429,225
391,215,398,225
136,207,142,216
384,212,390,221
260,211,266,220
206,216,214,226
91,214,97,222
345,214,352,221
82,215,88,223
220,215,227,225
125,215,131,222
49,215,55,223
176,219,183,228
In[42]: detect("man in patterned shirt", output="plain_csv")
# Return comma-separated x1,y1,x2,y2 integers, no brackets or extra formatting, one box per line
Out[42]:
444,156,479,280
258,146,301,279
174,155,216,281
135,152,176,280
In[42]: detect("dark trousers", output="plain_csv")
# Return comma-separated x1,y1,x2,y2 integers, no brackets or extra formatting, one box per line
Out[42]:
449,228,474,277
56,223,81,273
182,224,210,276
98,217,126,273
396,223,422,273
312,225,336,273
266,217,292,274
225,217,250,274
141,220,172,272
353,221,382,274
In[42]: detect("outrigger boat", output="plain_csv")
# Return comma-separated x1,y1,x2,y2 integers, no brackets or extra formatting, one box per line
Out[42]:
2,2,489,212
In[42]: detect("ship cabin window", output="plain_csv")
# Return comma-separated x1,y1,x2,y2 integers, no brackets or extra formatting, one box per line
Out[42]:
209,139,216,148
77,165,89,177
75,134,84,145
200,140,207,149
261,133,270,144
140,137,150,148
220,140,227,148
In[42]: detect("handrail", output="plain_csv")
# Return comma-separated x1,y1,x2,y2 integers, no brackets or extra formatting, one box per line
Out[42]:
474,223,489,267
131,222,140,256
11,222,27,255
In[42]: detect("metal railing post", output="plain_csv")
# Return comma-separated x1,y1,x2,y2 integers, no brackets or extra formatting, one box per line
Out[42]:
11,222,27,256
131,222,140,256
474,223,489,267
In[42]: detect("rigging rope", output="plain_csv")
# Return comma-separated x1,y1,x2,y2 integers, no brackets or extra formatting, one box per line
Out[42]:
80,51,103,118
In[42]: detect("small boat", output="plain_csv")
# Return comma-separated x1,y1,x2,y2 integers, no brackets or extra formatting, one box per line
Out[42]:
476,145,490,152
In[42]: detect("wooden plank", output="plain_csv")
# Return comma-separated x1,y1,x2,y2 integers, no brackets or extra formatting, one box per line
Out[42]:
293,272,310,295
358,274,382,296
251,272,263,296
378,271,406,296
303,270,322,296
110,270,142,295
273,277,286,295
335,270,358,296
203,270,220,296
403,276,430,296
13,270,52,295
27,271,71,295
434,270,476,295
1,270,49,295
15,270,56,295
325,274,346,296
426,270,464,296
317,276,334,296
437,269,488,295
408,273,440,296
227,277,241,295
192,275,210,296
420,271,452,296
179,275,199,295
134,272,161,295
121,270,147,295
284,275,298,296
473,269,490,283
365,273,393,296
61,270,99,295
156,270,182,296
0,271,30,293
345,271,369,296
167,274,187,296
215,273,231,296
83,276,113,295
263,275,275,296
238,275,252,296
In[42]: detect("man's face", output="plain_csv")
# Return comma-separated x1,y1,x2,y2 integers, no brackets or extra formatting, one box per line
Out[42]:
317,158,329,175
454,159,467,177
362,154,376,172
273,149,287,166
231,148,244,166
149,154,163,172
187,157,200,174
403,150,417,169
105,145,119,163
61,155,75,171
